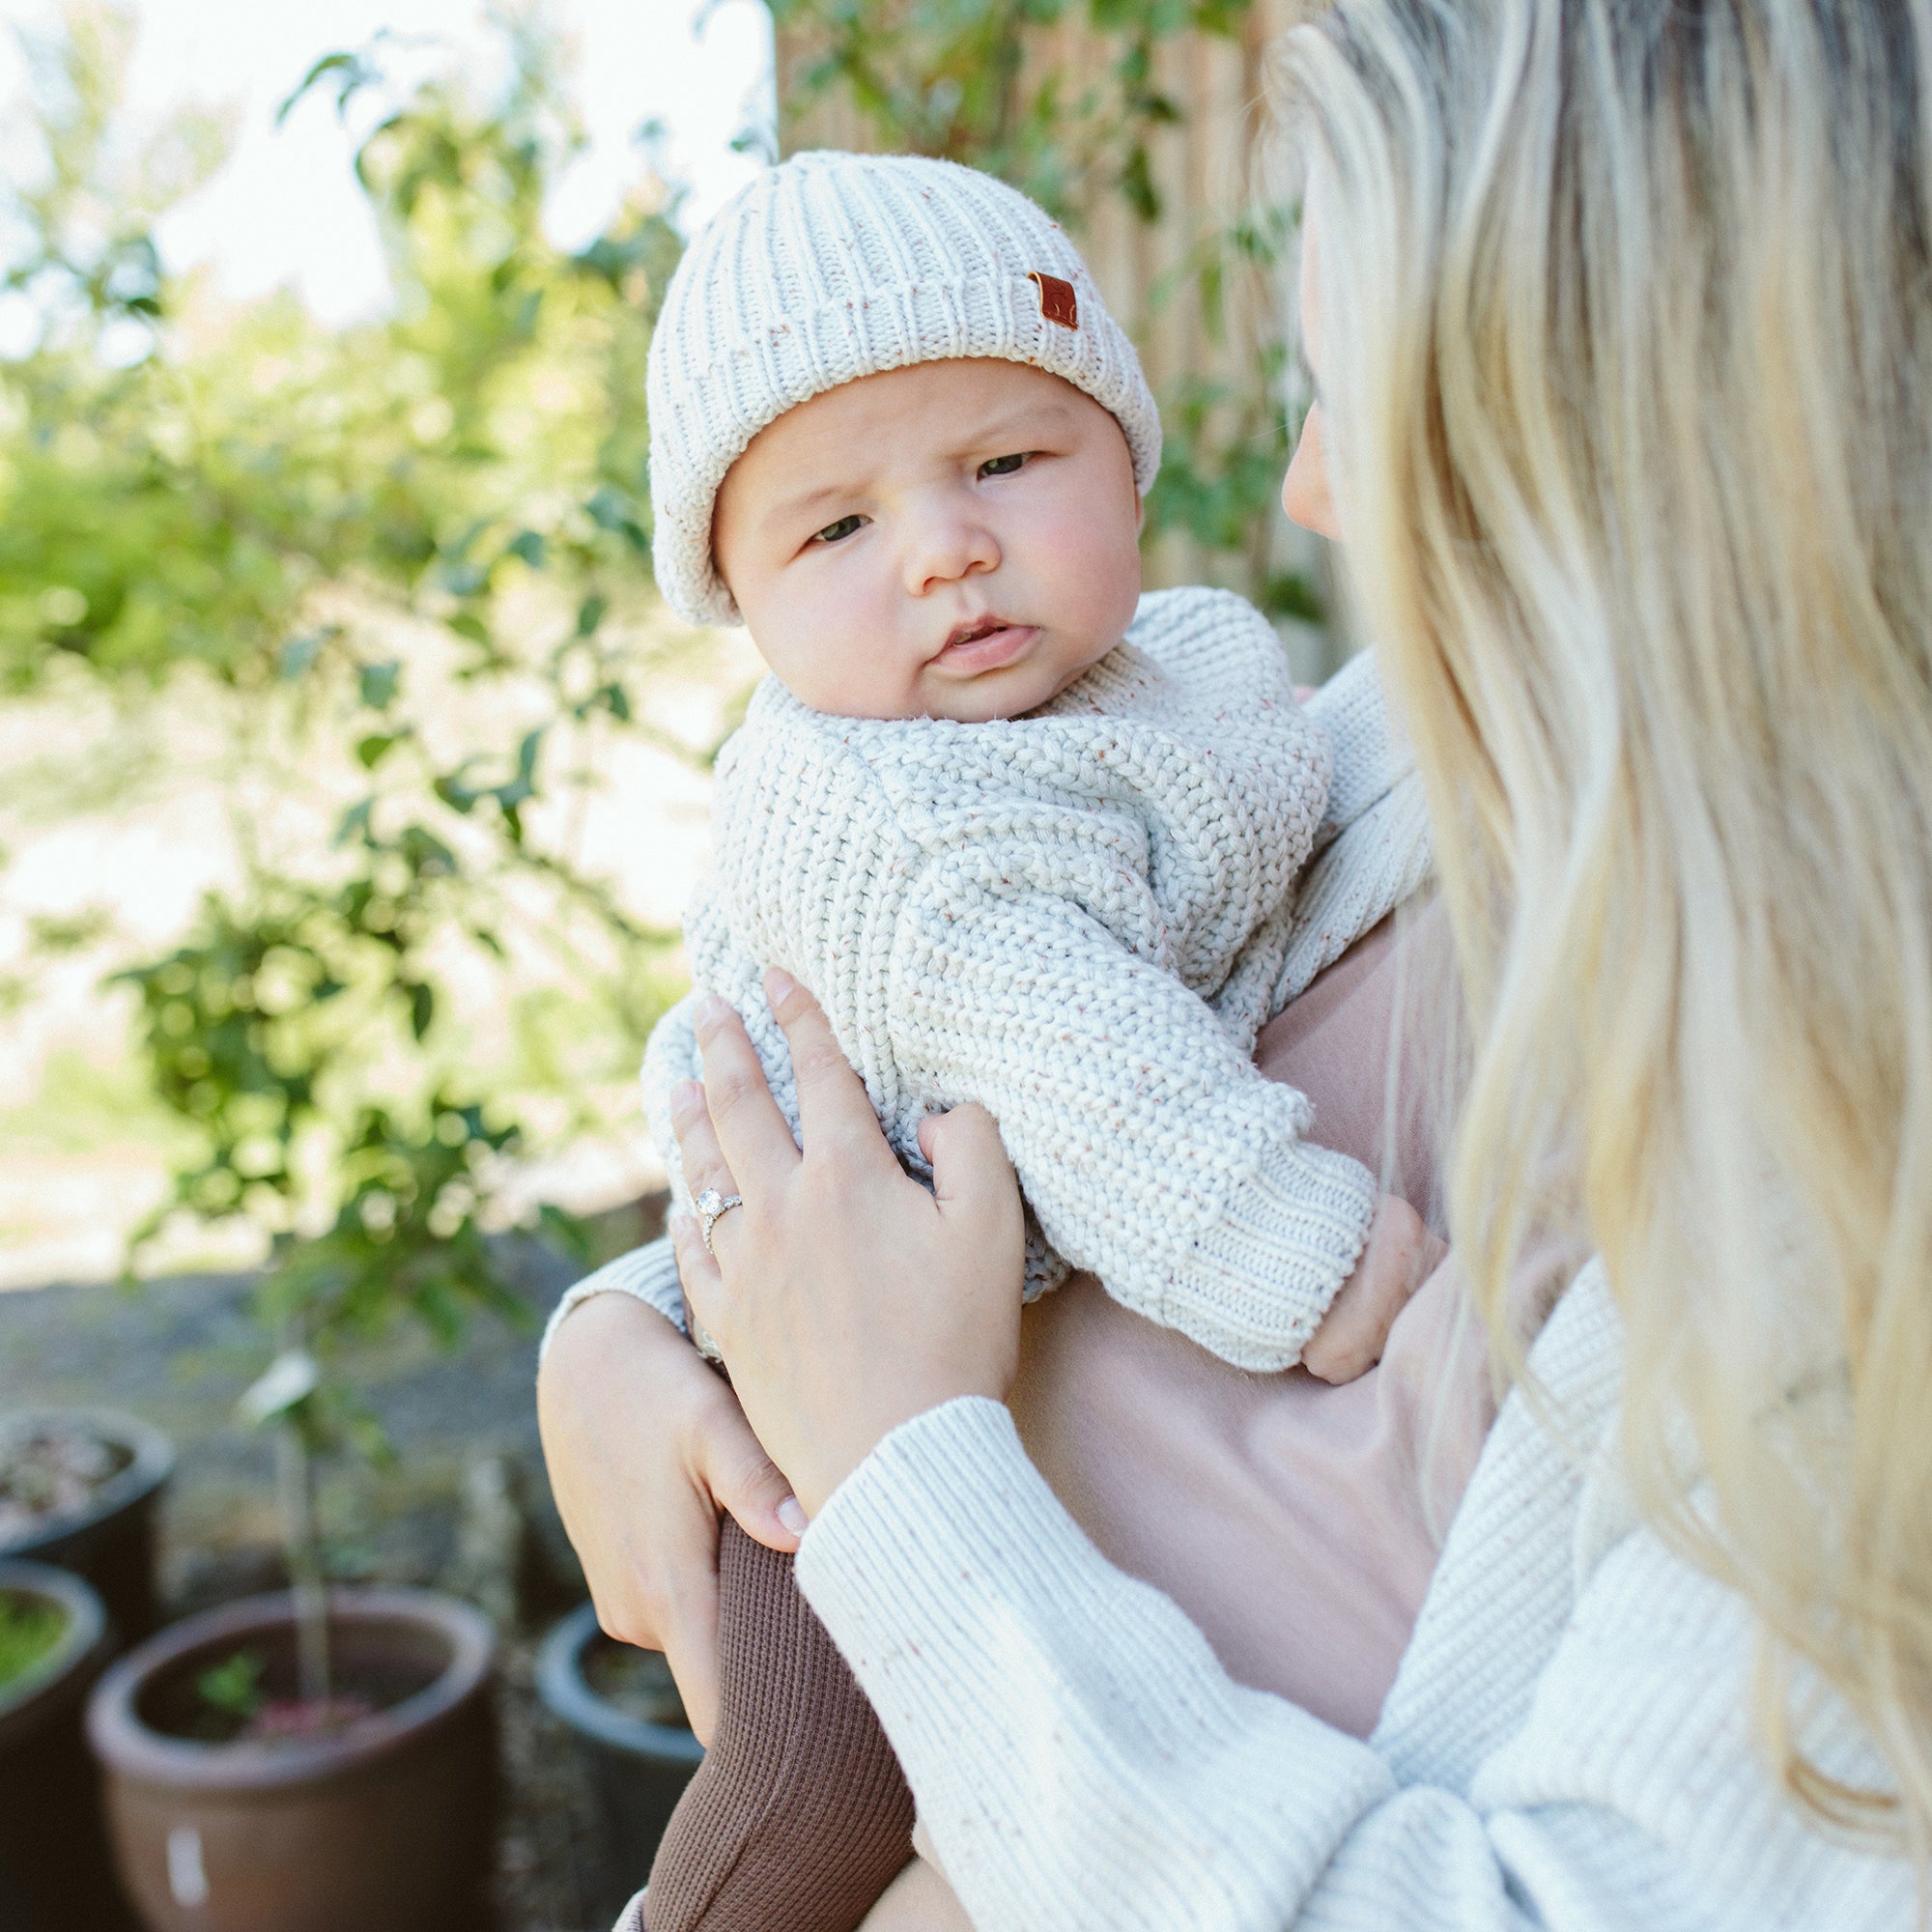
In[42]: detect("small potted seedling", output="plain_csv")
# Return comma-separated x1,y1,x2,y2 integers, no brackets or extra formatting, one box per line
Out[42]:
83,1207,526,1932
85,1338,500,1932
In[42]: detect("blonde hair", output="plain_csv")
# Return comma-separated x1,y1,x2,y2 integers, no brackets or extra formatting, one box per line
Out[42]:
1278,0,1932,1859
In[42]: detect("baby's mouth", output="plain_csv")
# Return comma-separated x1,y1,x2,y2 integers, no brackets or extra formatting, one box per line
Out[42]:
944,615,1013,651
933,615,1040,676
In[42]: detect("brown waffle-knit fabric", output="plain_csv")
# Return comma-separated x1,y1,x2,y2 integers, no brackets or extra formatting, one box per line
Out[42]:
644,1517,915,1932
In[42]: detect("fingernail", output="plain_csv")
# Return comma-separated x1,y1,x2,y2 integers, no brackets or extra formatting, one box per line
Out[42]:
764,966,796,1004
777,1495,808,1536
669,1079,704,1123
694,994,729,1037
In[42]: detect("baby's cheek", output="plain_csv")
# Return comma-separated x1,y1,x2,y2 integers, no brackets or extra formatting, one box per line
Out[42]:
756,580,915,718
1052,503,1143,640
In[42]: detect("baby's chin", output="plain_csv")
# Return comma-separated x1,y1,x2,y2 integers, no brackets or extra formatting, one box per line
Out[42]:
915,639,1116,724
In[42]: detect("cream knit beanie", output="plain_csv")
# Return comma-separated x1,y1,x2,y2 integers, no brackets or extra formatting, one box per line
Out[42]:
646,150,1162,628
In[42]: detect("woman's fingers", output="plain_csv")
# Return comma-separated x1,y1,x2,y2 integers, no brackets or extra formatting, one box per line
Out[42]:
641,1506,724,1746
697,1399,810,1546
765,969,896,1165
668,1211,810,1544
668,1207,724,1328
692,993,805,1184
668,1079,739,1216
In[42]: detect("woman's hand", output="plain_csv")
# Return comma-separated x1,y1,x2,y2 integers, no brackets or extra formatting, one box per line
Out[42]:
535,1290,806,1743
668,969,1026,1518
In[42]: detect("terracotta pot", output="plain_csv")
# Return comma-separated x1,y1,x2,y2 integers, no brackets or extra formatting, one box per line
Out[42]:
87,1587,497,1932
536,1601,702,1919
0,1407,175,1643
0,1557,135,1930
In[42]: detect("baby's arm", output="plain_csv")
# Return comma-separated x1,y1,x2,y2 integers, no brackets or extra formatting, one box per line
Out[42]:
530,992,714,1359
893,846,1379,1373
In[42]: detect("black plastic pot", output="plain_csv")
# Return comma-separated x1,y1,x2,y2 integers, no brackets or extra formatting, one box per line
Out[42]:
0,1408,174,1643
0,1557,136,1931
537,1601,703,1919
87,1586,497,1932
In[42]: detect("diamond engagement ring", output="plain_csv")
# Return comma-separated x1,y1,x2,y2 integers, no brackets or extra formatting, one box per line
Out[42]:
695,1187,744,1255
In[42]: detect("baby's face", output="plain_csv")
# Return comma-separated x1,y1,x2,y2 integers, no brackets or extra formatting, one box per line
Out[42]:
712,359,1143,722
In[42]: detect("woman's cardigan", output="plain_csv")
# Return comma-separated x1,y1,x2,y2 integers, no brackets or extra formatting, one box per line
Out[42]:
793,1265,1910,1930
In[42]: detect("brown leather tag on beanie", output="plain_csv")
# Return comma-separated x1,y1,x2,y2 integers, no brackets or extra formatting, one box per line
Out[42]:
1027,270,1079,329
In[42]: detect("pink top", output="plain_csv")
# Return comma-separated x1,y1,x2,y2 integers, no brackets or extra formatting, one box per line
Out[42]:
1009,906,1519,1739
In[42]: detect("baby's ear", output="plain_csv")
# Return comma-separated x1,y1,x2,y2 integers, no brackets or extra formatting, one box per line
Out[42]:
1134,490,1146,538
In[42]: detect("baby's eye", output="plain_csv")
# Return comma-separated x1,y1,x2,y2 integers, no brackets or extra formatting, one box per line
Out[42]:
978,452,1028,478
810,514,867,545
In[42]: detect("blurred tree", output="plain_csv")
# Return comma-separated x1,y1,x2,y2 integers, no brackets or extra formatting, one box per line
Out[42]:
1,5,693,1386
0,0,1320,1406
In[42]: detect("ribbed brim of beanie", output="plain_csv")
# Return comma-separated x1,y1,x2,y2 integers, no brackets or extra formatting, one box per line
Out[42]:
646,150,1162,629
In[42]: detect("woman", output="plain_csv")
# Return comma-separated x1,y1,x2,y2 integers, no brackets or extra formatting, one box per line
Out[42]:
542,0,1931,1922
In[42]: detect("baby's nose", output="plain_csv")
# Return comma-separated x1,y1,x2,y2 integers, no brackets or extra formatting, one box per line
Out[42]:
903,507,1001,594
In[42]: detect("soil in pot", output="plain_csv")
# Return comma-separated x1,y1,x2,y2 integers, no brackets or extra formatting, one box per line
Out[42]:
0,1409,174,1642
88,1587,497,1932
0,1560,137,1932
538,1601,703,1921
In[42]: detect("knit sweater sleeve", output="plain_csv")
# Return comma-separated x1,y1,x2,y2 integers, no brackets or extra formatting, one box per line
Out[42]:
533,992,711,1365
892,850,1378,1371
797,1354,1910,1930
1275,646,1435,1008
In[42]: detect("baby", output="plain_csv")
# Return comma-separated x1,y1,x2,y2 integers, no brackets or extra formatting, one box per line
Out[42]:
643,154,1412,1373
591,151,1433,1930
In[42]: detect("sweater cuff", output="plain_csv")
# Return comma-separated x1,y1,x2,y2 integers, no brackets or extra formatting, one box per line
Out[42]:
797,1397,1393,1931
536,1235,687,1369
1164,1136,1380,1372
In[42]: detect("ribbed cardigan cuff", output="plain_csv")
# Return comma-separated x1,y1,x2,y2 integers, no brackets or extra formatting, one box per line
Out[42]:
1162,1136,1380,1372
536,1234,687,1369
796,1397,1396,1932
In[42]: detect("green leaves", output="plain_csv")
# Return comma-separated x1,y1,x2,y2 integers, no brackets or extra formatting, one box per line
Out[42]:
357,662,402,711
434,727,545,842
771,0,1261,224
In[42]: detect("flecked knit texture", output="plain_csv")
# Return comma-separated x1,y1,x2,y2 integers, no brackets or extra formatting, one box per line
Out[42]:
640,588,1380,1373
794,1267,1915,1931
643,1518,914,1932
537,644,1426,1370
646,149,1162,628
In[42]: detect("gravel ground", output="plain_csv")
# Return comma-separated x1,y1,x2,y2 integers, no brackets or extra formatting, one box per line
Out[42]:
0,1194,669,1932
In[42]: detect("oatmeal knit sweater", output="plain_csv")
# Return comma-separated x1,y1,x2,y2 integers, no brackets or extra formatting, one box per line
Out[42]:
541,631,1430,1363
638,589,1421,1372
785,1264,1911,1930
